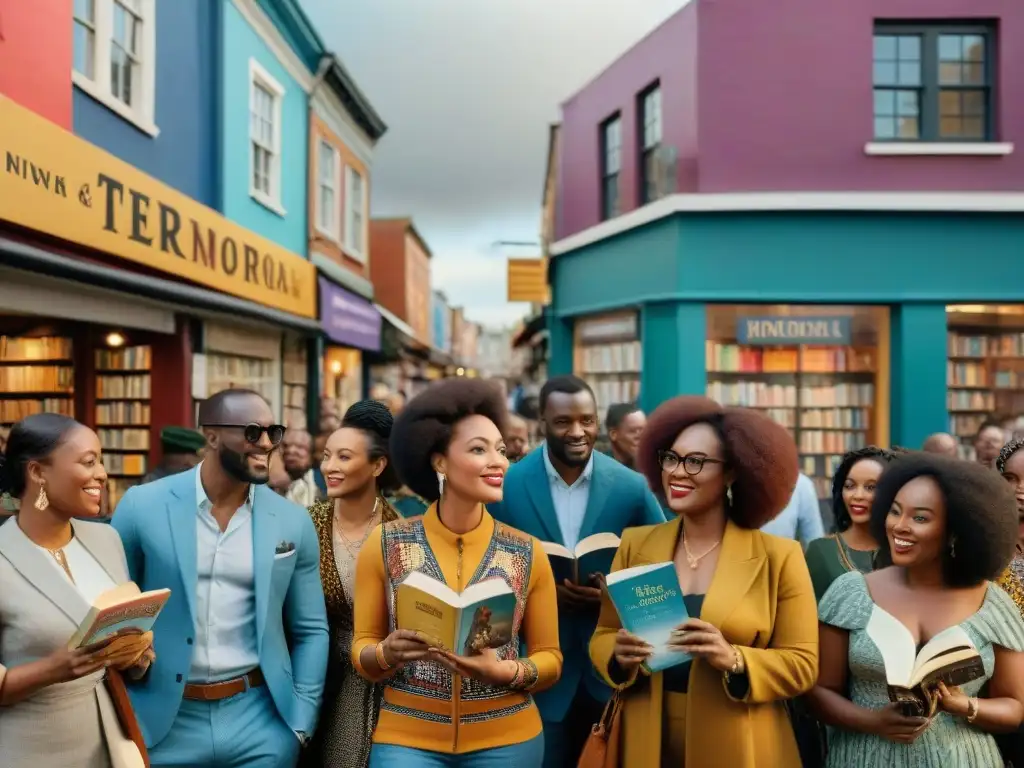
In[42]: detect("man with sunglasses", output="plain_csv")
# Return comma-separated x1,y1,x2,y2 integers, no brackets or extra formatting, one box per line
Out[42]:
111,388,329,768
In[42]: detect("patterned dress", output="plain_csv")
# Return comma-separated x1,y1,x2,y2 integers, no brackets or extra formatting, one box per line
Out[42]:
997,551,1024,619
301,499,399,768
819,571,1024,767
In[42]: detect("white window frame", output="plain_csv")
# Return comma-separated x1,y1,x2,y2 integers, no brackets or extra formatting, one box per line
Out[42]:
316,139,341,242
72,0,158,137
344,165,367,262
248,58,286,216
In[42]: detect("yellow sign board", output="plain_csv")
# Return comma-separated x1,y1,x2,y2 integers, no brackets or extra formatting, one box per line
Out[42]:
507,257,549,303
0,96,315,318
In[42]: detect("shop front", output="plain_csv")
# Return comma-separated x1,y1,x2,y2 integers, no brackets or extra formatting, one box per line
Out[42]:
547,196,1024,494
318,275,382,419
0,96,318,508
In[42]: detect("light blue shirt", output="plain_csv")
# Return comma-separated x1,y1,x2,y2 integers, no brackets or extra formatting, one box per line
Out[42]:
542,444,594,550
190,464,259,683
760,472,825,547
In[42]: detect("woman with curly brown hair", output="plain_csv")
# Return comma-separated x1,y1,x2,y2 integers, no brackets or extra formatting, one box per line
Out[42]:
804,446,897,601
810,452,1024,766
350,379,562,767
301,400,401,768
589,396,818,767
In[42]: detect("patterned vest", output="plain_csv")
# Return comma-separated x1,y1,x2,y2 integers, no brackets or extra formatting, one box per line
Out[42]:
380,515,534,717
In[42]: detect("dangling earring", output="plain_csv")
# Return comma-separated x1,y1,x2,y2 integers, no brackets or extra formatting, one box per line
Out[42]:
950,538,956,558
34,484,49,511
726,484,734,506
437,472,446,496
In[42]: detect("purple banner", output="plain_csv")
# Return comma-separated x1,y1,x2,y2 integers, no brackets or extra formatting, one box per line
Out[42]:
318,276,382,352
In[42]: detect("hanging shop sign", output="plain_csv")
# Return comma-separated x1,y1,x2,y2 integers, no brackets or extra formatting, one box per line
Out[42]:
319,276,382,352
0,96,315,318
737,315,852,345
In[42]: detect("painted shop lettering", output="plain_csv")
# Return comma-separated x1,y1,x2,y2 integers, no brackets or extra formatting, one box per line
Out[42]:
96,173,298,296
745,319,844,340
5,151,68,198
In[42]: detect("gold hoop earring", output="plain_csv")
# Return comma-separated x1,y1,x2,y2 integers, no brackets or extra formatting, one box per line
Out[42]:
34,485,49,511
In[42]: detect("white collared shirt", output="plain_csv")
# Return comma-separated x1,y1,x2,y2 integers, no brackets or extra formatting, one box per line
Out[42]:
542,444,594,551
189,463,260,683
285,468,318,508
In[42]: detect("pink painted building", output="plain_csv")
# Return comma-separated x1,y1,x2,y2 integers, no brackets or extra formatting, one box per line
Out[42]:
557,0,1024,240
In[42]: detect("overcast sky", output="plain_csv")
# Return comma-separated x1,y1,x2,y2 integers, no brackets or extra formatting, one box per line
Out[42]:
300,0,688,328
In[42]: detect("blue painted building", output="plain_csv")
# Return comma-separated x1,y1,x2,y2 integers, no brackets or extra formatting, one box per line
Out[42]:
72,0,218,205
432,290,452,353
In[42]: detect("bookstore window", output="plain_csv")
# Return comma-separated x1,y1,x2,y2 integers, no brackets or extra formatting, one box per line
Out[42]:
947,304,1024,459
706,305,889,498
324,346,363,417
573,311,641,433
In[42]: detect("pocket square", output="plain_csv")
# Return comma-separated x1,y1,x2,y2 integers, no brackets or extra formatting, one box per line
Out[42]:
275,540,295,555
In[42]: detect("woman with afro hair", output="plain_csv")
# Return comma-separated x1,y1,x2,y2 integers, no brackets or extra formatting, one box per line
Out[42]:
810,452,1024,766
804,446,897,601
349,378,561,767
300,400,401,768
589,396,818,767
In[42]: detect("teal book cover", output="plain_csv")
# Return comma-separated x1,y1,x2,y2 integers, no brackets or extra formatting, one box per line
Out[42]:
604,561,690,673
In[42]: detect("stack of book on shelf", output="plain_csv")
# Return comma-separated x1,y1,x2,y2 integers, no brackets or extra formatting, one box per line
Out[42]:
706,340,876,498
576,340,642,418
95,346,152,509
0,335,76,433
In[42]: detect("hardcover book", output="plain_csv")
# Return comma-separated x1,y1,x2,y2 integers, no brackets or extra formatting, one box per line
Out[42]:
867,610,985,718
604,561,690,673
541,532,621,585
395,572,516,655
67,582,171,650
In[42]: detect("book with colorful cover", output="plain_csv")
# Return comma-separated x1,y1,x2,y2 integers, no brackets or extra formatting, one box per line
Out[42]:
67,582,171,650
604,561,690,673
395,572,517,655
541,532,621,585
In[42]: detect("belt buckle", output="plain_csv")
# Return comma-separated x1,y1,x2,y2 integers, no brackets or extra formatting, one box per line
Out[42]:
242,672,253,693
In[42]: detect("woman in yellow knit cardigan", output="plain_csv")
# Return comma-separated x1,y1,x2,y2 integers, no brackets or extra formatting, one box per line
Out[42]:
590,396,819,767
351,379,562,766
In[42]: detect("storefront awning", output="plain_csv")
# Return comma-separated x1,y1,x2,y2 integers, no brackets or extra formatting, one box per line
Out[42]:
319,275,381,351
0,236,321,333
375,303,419,342
513,311,547,347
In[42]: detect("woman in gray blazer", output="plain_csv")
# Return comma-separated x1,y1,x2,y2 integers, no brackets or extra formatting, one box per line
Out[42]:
0,414,154,768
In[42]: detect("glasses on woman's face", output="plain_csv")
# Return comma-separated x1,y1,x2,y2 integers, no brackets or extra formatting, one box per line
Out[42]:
657,450,724,476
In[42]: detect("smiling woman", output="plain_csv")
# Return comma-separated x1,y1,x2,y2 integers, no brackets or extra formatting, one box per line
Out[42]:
0,413,152,767
349,378,562,767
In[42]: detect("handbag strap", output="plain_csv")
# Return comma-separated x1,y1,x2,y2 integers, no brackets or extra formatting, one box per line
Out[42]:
599,688,624,730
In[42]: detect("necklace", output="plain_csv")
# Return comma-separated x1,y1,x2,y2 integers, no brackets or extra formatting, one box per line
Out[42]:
682,535,721,569
48,546,76,584
334,497,381,559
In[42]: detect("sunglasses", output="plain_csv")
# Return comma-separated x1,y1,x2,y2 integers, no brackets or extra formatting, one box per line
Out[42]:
203,423,286,446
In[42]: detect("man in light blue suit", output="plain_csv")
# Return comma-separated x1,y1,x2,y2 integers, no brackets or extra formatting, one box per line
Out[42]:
112,389,329,767
490,376,666,768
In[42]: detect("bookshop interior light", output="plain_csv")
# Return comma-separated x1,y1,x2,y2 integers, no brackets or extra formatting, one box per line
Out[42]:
105,332,126,348
456,367,465,376
330,360,343,374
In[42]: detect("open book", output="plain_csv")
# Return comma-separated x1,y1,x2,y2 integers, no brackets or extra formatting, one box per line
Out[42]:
67,582,171,650
541,532,621,585
604,561,690,673
395,572,516,655
867,609,985,718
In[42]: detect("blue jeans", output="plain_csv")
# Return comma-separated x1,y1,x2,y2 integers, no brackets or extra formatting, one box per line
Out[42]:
368,734,544,767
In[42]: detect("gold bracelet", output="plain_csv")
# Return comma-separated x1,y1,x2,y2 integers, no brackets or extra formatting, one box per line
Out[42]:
729,645,743,675
508,661,524,689
967,696,980,723
375,641,392,671
519,659,539,689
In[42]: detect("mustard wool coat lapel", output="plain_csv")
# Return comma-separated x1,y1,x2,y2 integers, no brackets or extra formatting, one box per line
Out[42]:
589,519,819,767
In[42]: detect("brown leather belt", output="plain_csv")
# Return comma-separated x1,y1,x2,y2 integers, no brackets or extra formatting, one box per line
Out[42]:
183,668,265,701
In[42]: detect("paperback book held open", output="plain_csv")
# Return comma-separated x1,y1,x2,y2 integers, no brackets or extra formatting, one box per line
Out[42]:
867,609,985,718
541,532,621,585
395,572,516,655
604,561,690,673
67,582,171,650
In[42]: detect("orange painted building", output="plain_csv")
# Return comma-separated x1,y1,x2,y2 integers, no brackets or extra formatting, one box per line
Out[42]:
369,218,433,345
0,0,73,127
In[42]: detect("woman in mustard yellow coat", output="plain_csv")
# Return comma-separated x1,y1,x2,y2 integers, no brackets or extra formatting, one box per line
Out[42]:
590,396,819,767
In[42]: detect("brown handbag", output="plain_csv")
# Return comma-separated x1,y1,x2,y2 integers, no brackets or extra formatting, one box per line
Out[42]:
104,669,151,768
577,689,624,768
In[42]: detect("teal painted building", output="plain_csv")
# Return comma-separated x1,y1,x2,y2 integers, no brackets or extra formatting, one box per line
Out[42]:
220,0,321,253
547,195,1024,463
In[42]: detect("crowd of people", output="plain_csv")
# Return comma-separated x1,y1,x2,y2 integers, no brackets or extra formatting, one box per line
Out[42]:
2,374,1024,768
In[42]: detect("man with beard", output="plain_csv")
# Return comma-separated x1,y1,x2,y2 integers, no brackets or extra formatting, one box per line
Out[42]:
280,428,320,506
489,375,665,768
111,389,328,767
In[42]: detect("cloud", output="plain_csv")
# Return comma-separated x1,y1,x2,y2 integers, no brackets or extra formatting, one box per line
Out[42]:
301,0,690,326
